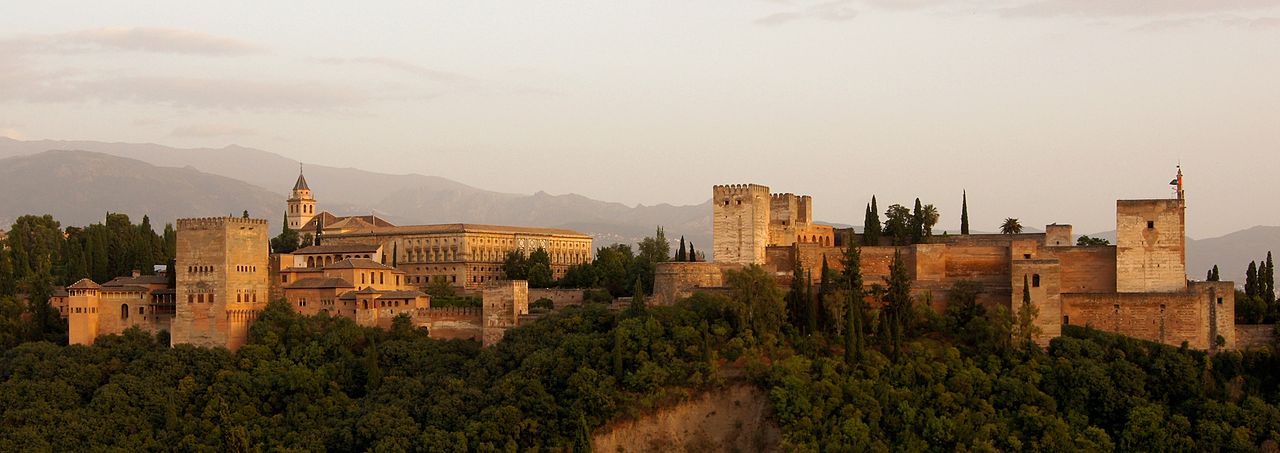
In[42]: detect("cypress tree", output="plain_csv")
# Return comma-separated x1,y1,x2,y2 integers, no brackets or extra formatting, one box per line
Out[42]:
961,190,970,235
314,216,323,246
677,236,687,262
788,259,808,332
627,278,647,317
910,198,924,244
1266,252,1275,304
1246,261,1258,298
688,242,696,262
842,241,864,364
613,328,625,380
863,199,882,246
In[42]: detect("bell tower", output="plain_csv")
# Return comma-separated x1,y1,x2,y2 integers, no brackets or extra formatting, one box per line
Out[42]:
287,165,316,231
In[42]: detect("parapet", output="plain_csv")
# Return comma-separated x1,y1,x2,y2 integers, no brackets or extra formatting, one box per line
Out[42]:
177,216,269,230
713,183,771,198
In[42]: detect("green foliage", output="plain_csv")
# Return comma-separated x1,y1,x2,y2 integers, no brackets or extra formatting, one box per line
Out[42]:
882,204,912,246
881,251,912,358
1077,235,1111,246
531,298,554,311
862,197,881,246
270,214,300,253
960,190,970,235
725,265,786,344
1001,218,1024,235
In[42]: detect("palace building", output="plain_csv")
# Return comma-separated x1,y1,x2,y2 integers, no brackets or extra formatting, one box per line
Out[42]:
281,170,594,290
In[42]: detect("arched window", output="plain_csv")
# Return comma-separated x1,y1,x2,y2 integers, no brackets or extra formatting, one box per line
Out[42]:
1032,274,1041,288
121,304,129,320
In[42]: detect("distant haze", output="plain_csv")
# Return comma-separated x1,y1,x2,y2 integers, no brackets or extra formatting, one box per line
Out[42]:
1,1,1278,237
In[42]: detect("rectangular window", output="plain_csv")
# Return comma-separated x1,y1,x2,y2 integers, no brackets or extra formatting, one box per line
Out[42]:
1147,221,1154,229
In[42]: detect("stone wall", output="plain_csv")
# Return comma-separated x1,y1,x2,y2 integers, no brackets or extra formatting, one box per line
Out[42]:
1012,259,1063,346
1116,199,1186,293
1053,246,1117,293
1234,324,1275,350
1061,280,1233,350
652,262,734,305
424,307,483,340
528,288,585,308
482,280,528,346
712,184,771,265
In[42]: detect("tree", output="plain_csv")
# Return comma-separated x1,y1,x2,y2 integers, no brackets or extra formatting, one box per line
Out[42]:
242,210,249,219
863,198,881,246
313,216,323,246
841,241,865,364
882,251,912,358
787,259,809,333
910,198,925,244
882,204,912,245
688,242,698,262
270,214,300,253
1015,274,1041,350
638,227,670,264
1077,235,1110,246
1000,218,1023,235
1207,265,1220,282
960,191,970,235
921,204,939,241
502,250,529,280
1246,261,1258,299
676,236,687,262
725,264,786,339
1264,251,1275,305
626,279,647,317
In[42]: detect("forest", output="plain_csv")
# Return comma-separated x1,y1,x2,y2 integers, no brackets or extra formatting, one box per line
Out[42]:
2,215,1280,451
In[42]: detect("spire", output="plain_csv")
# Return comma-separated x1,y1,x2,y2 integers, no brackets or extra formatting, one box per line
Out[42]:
293,164,309,191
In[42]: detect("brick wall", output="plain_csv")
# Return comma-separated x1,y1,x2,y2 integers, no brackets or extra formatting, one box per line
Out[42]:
1116,199,1186,293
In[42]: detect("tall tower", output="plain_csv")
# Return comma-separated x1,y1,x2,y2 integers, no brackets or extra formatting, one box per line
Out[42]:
712,184,771,265
66,279,102,346
287,166,316,231
172,217,270,351
1115,167,1187,293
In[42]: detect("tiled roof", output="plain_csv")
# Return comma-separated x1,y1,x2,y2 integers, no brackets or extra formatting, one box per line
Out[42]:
67,278,101,289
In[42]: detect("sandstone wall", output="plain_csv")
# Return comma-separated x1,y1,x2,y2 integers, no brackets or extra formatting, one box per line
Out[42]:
424,307,483,340
1053,246,1117,293
1234,325,1276,350
1116,199,1186,293
1012,259,1063,346
652,262,733,305
482,280,528,346
1061,283,1230,350
712,184,770,265
528,288,585,308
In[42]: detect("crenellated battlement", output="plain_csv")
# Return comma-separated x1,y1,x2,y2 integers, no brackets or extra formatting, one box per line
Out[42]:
713,183,770,198
178,217,269,229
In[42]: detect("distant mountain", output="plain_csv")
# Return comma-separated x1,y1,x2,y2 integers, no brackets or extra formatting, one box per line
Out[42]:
1081,227,1280,286
0,138,711,247
0,150,284,230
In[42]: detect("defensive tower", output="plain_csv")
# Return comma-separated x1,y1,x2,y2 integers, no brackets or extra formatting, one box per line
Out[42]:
172,216,270,350
1115,167,1187,293
712,184,771,265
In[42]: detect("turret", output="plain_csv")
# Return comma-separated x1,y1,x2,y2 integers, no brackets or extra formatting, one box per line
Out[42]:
287,165,317,231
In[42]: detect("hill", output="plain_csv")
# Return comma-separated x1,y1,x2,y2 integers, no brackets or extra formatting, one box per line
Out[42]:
0,150,285,230
0,138,711,247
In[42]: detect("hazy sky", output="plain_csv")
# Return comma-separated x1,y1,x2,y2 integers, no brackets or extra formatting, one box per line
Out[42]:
1,1,1278,238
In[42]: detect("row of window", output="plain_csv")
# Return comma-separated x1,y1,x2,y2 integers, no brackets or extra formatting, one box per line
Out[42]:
235,265,258,273
290,204,314,214
188,265,214,274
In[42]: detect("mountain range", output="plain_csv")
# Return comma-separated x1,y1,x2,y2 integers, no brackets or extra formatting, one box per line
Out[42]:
0,137,1273,285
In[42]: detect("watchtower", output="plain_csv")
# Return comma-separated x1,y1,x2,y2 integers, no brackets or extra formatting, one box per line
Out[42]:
712,184,771,265
66,279,101,346
1115,168,1187,293
172,216,270,350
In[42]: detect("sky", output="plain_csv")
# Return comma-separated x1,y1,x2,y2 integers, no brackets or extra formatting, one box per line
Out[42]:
1,1,1277,238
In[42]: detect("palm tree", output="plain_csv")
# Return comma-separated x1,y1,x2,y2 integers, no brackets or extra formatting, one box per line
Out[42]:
921,204,939,238
1000,218,1023,234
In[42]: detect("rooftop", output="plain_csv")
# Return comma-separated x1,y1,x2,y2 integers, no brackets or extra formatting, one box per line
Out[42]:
293,244,382,255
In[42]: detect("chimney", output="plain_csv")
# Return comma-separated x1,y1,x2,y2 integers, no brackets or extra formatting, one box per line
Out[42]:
131,269,141,278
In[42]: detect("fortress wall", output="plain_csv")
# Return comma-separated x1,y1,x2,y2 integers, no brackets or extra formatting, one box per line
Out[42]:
424,307,482,340
528,288,586,308
653,262,733,305
712,184,771,265
1052,246,1117,294
1062,291,1209,349
1234,325,1276,350
482,280,528,346
935,233,1045,247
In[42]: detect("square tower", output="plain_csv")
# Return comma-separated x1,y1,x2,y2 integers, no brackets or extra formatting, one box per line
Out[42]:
713,184,771,265
1115,199,1186,293
172,217,270,350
